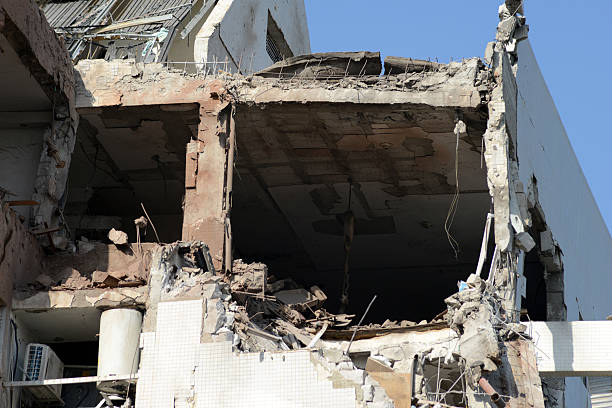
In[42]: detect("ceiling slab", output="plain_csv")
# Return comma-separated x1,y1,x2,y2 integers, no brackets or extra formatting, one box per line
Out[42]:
0,34,51,112
234,102,490,271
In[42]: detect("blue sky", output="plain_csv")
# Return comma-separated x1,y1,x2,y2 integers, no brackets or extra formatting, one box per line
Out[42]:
304,1,612,233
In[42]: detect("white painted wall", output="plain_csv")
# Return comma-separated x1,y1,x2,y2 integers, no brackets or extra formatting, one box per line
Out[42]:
194,0,310,73
516,40,612,406
0,129,44,220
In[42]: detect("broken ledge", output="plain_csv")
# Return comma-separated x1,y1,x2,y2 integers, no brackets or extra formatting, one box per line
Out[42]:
13,286,148,311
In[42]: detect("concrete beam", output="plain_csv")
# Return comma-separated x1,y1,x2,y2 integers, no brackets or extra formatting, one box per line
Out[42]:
0,0,75,109
74,59,483,109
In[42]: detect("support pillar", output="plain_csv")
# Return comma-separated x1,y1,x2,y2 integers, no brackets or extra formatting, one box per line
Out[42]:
182,87,232,272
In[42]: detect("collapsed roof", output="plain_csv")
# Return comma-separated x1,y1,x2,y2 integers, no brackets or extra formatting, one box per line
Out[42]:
39,0,212,62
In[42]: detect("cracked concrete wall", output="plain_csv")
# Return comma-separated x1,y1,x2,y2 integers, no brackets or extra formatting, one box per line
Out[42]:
0,204,45,305
0,0,78,229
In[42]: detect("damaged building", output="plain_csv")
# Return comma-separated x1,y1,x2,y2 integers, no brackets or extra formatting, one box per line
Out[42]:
1,0,611,407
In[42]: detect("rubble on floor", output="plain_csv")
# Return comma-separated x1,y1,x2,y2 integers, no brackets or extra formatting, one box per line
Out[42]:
227,259,356,352
17,240,154,293
154,247,483,407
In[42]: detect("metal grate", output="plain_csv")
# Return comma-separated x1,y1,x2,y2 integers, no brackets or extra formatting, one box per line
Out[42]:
25,345,44,381
265,33,283,63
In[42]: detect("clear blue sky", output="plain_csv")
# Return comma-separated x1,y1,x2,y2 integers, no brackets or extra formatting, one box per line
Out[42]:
305,1,612,233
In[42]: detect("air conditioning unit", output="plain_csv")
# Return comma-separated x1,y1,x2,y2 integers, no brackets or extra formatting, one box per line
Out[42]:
23,343,64,402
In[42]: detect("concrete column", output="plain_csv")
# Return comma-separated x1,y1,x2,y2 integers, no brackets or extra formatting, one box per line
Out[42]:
182,90,231,272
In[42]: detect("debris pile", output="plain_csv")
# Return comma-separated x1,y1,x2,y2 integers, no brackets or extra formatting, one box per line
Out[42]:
20,238,151,292
227,259,355,352
444,273,527,406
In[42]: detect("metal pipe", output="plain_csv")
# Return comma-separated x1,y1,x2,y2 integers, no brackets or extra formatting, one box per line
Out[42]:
478,377,500,402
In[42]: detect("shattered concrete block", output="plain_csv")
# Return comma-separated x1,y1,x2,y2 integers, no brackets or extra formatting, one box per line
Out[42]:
108,228,128,245
369,355,392,368
378,346,405,362
339,367,366,385
203,298,226,334
202,283,223,299
336,361,355,371
541,251,563,273
231,261,267,292
457,288,481,303
484,41,496,65
109,270,128,280
63,270,91,289
540,229,555,253
372,386,389,403
224,311,235,328
515,231,536,252
513,24,529,41
466,274,486,291
212,328,233,342
496,17,518,42
274,288,315,306
92,271,119,288
362,384,374,402
322,348,349,364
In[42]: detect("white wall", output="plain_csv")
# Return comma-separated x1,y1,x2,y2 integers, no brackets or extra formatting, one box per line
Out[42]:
135,300,357,408
194,0,310,73
0,129,44,220
516,40,612,406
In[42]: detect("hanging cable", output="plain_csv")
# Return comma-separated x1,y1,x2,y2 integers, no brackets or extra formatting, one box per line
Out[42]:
445,117,466,258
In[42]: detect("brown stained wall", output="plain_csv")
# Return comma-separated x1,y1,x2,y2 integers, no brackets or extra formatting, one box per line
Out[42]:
0,204,45,305
182,86,232,271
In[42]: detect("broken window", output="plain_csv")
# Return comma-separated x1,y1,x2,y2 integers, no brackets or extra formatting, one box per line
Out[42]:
266,11,293,63
231,102,490,323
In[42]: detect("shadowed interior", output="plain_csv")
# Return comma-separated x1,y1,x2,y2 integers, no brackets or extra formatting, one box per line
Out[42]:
232,102,490,322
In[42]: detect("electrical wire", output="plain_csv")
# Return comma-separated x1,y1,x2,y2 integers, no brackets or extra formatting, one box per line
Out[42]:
444,121,463,258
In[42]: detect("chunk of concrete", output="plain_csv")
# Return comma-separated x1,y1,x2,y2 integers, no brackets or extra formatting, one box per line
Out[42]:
540,229,555,253
92,271,119,288
378,346,405,362
515,231,536,252
108,228,128,245
203,298,226,334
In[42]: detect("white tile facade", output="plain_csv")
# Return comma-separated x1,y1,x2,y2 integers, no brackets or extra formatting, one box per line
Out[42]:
529,321,612,377
136,300,356,408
